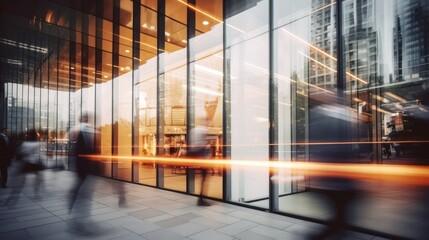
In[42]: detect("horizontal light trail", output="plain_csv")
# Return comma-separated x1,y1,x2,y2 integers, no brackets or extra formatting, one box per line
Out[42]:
81,154,429,186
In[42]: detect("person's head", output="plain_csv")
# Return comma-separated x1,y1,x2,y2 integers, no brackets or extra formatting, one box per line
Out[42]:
26,129,38,141
79,112,90,124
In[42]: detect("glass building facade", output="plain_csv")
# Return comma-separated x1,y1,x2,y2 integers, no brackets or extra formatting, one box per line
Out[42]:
1,0,429,238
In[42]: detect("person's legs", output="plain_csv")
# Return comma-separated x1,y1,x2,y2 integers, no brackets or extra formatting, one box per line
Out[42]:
68,173,86,213
197,168,210,206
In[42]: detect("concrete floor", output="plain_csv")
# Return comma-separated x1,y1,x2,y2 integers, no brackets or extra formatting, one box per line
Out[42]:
0,168,384,240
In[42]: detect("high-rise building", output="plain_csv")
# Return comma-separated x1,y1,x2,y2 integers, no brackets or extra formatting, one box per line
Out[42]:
393,0,429,82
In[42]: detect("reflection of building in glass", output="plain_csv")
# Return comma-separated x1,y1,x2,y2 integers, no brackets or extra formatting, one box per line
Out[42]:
309,0,337,91
343,0,378,87
394,0,429,82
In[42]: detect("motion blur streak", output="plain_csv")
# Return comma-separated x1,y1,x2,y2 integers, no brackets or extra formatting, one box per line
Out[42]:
82,154,429,186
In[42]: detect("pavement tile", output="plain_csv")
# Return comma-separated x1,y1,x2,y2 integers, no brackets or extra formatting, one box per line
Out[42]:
141,228,188,240
249,225,306,240
216,219,259,236
0,216,62,233
0,229,31,240
188,229,234,240
233,230,275,240
130,208,166,220
155,216,189,228
0,170,380,240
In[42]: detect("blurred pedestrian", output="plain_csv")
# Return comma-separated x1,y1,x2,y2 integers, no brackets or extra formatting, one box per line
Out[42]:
68,112,97,213
17,129,45,192
3,129,46,205
188,118,211,206
0,128,12,188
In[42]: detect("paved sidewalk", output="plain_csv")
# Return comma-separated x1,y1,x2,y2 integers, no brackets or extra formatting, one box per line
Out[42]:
0,169,381,240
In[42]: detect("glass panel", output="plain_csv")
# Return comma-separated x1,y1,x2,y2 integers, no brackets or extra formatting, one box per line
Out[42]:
48,49,58,168
114,56,133,181
98,51,113,177
141,0,157,11
225,0,269,208
57,40,70,169
225,0,269,47
338,1,429,238
162,1,187,192
163,65,187,191
137,5,158,186
119,0,133,28
191,53,223,199
188,0,224,199
274,0,338,213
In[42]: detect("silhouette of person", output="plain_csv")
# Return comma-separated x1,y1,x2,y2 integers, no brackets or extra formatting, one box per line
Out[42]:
0,128,12,188
188,118,211,206
68,112,96,213
308,91,361,239
3,129,46,205
17,129,45,191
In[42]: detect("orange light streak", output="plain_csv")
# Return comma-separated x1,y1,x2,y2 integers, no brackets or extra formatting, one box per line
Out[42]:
384,92,407,103
82,154,429,185
177,0,222,23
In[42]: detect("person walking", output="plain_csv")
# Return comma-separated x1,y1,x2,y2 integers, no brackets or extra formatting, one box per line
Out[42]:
188,118,211,206
68,112,97,213
0,128,12,188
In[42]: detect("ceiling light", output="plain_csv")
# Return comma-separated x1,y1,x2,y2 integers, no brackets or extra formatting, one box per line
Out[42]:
149,26,155,30
0,58,22,66
70,67,75,70
202,20,209,25
165,32,171,36
104,75,108,78
142,23,147,28
125,49,130,53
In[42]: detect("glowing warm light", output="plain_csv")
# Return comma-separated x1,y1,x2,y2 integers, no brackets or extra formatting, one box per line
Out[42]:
202,20,209,25
125,49,130,53
384,92,407,103
176,0,245,34
371,105,393,115
82,154,429,186
0,38,48,54
373,94,390,103
177,0,222,23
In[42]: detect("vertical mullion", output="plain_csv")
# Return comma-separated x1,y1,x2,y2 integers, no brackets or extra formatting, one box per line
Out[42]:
222,0,231,202
186,0,195,194
156,0,166,188
95,0,103,164
132,0,141,182
268,0,279,212
112,0,120,178
69,10,76,170
56,36,60,167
